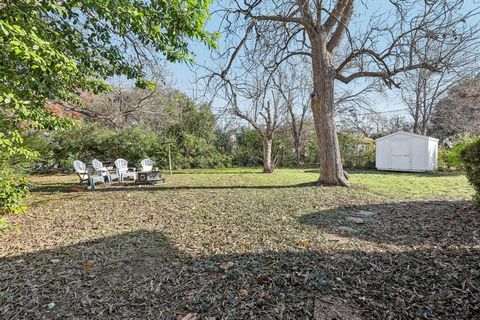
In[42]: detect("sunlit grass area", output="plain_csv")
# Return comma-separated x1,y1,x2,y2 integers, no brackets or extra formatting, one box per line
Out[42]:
31,167,472,198
1,168,478,319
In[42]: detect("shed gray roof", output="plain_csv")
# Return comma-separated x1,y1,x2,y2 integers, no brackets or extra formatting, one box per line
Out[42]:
375,131,439,142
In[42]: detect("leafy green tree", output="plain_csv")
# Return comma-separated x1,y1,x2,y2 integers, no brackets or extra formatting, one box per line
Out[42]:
165,94,229,168
0,0,216,214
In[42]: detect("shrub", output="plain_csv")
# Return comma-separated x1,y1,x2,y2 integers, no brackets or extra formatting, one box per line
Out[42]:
110,126,164,167
232,130,263,167
23,131,55,172
305,132,375,169
439,134,475,171
0,169,29,216
460,136,480,208
48,123,114,169
177,133,231,168
304,138,321,165
0,127,37,218
338,133,375,169
48,124,165,169
438,148,449,171
44,122,231,171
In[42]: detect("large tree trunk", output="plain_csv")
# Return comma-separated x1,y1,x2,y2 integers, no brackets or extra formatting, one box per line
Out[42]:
262,137,273,173
310,38,349,186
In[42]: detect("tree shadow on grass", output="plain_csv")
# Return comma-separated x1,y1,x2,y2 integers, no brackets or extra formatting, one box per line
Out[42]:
30,181,321,194
298,200,479,247
172,169,268,175
28,193,85,207
29,183,84,194
2,202,479,319
304,169,465,177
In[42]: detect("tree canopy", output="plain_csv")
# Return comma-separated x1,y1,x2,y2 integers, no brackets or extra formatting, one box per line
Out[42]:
1,0,216,126
0,0,216,214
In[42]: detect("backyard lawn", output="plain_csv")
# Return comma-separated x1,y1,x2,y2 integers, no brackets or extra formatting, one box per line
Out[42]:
1,169,479,319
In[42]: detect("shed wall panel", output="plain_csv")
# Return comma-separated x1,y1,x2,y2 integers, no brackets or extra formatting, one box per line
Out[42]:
411,137,428,171
375,131,438,172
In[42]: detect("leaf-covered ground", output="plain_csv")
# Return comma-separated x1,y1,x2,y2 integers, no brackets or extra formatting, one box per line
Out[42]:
1,168,479,319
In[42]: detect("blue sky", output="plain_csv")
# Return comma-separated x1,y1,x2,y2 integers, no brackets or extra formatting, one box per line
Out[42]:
164,0,480,117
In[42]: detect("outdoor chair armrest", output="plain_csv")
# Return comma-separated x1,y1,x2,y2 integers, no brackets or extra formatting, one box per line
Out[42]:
78,170,91,176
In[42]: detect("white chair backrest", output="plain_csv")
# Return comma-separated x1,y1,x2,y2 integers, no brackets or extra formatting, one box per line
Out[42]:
92,159,108,176
73,160,89,180
141,159,153,172
114,158,129,173
92,159,104,170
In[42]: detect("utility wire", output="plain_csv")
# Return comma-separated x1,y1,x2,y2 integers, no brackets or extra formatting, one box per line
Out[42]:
350,108,410,116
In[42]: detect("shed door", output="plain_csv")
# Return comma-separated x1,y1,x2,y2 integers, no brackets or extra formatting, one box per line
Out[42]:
390,139,411,170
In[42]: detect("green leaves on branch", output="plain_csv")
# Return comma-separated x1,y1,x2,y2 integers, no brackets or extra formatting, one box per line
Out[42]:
0,172,29,216
460,136,480,209
1,0,216,124
0,0,215,214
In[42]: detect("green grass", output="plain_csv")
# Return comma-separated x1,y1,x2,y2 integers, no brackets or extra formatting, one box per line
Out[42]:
6,168,473,256
17,168,472,254
348,170,471,199
159,167,471,200
1,168,478,319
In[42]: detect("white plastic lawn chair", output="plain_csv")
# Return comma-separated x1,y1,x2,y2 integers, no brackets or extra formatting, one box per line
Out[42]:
115,158,136,183
92,159,117,184
73,160,105,189
140,159,154,172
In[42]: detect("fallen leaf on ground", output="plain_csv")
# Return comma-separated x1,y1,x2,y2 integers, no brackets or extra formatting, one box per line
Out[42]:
299,239,309,247
239,289,248,296
179,313,198,320
83,260,93,272
219,261,234,270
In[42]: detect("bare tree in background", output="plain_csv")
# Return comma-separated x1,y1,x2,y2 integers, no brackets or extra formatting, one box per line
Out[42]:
400,29,480,135
84,88,159,128
430,73,480,139
401,69,453,135
57,66,175,129
222,67,285,173
338,109,412,137
211,0,479,186
338,112,380,136
273,63,311,166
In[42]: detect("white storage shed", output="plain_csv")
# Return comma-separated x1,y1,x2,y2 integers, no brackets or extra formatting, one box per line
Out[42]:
375,131,439,172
